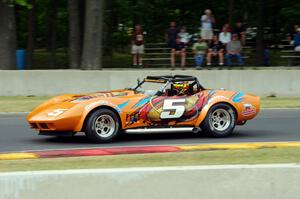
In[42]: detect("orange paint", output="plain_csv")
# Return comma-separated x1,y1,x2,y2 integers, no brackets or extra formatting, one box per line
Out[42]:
27,78,260,134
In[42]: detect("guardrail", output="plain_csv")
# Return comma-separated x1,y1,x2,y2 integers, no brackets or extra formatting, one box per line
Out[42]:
0,69,299,96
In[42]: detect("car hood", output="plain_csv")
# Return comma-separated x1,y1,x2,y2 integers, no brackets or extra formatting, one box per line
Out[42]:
27,89,140,121
46,89,135,104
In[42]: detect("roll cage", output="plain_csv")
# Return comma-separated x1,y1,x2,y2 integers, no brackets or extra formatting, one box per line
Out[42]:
132,75,205,96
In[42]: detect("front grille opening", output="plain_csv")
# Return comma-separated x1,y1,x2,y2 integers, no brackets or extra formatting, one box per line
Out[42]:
39,123,49,129
30,123,38,129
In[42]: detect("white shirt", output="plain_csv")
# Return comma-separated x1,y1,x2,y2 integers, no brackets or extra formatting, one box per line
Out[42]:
178,32,191,43
201,15,213,30
219,32,232,44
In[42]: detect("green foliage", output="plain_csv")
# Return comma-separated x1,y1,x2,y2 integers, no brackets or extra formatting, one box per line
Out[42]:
10,0,300,68
15,0,32,8
2,0,32,8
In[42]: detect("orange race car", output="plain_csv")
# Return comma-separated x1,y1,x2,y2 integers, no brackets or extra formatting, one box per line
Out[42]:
27,75,260,143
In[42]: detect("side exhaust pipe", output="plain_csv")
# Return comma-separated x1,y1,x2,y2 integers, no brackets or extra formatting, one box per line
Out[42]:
192,127,201,134
125,127,196,134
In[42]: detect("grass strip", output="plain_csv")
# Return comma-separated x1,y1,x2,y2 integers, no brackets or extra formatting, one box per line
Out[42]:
1,147,300,172
261,97,300,108
0,96,50,112
0,96,299,112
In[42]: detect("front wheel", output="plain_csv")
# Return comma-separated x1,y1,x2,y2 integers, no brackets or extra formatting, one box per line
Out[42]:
85,109,120,143
201,103,237,137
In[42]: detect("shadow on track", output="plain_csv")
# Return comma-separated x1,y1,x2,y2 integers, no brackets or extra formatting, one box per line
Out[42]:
38,130,254,145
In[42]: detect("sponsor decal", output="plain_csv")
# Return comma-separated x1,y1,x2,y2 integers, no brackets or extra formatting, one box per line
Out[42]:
232,92,244,103
160,99,186,119
117,100,129,110
133,97,151,108
124,93,210,127
242,103,256,116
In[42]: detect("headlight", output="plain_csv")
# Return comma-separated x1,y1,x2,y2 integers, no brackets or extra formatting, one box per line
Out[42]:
47,109,68,117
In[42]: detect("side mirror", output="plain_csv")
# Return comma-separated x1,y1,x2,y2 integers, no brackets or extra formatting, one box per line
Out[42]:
155,91,163,96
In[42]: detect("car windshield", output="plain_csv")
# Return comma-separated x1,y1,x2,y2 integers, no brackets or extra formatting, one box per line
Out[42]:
134,81,170,96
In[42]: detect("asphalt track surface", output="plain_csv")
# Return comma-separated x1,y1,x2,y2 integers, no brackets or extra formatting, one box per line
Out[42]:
0,109,300,153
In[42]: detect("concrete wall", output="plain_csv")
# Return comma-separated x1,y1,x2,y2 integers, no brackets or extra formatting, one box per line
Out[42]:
1,164,300,199
0,69,300,96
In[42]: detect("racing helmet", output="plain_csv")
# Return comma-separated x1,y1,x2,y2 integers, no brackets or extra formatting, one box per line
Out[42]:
173,81,189,95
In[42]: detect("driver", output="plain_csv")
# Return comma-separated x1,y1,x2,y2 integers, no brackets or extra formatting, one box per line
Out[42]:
172,81,189,95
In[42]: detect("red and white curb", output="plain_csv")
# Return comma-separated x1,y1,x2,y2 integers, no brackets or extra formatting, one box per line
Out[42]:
1,141,300,160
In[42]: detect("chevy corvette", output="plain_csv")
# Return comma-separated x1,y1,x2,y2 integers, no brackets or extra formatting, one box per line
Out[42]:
27,75,260,142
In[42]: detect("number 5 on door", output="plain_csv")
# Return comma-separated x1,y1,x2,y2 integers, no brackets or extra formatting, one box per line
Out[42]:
160,99,186,119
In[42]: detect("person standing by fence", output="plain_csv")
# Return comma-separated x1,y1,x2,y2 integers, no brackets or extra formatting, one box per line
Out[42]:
166,21,180,49
200,9,215,42
131,24,145,67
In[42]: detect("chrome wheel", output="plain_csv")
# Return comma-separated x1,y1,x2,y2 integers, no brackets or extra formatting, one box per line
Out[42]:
210,108,231,131
95,114,116,138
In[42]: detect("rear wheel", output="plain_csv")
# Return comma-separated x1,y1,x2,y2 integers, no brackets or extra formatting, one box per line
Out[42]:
85,109,120,143
201,103,236,137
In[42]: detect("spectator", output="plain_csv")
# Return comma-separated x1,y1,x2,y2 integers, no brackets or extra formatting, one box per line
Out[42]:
171,37,186,69
294,25,299,32
178,26,191,45
292,28,300,51
263,44,271,66
166,21,180,48
201,9,215,42
225,34,244,66
131,24,145,67
233,21,246,45
219,25,231,45
222,23,232,33
192,36,208,69
206,35,224,66
288,25,299,44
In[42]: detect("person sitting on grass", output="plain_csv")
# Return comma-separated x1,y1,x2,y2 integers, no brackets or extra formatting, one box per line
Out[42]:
192,36,208,70
206,35,224,66
225,33,244,66
171,37,186,70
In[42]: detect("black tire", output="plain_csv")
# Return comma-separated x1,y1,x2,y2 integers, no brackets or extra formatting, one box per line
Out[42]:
200,103,237,137
85,108,120,143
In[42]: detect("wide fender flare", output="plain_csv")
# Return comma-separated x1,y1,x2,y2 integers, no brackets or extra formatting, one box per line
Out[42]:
195,99,238,127
74,100,121,132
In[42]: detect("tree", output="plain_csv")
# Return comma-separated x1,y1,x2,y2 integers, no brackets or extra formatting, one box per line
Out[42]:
103,0,114,57
0,0,16,69
228,0,234,25
46,0,58,67
81,0,104,70
27,0,36,68
68,0,81,69
255,0,264,66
